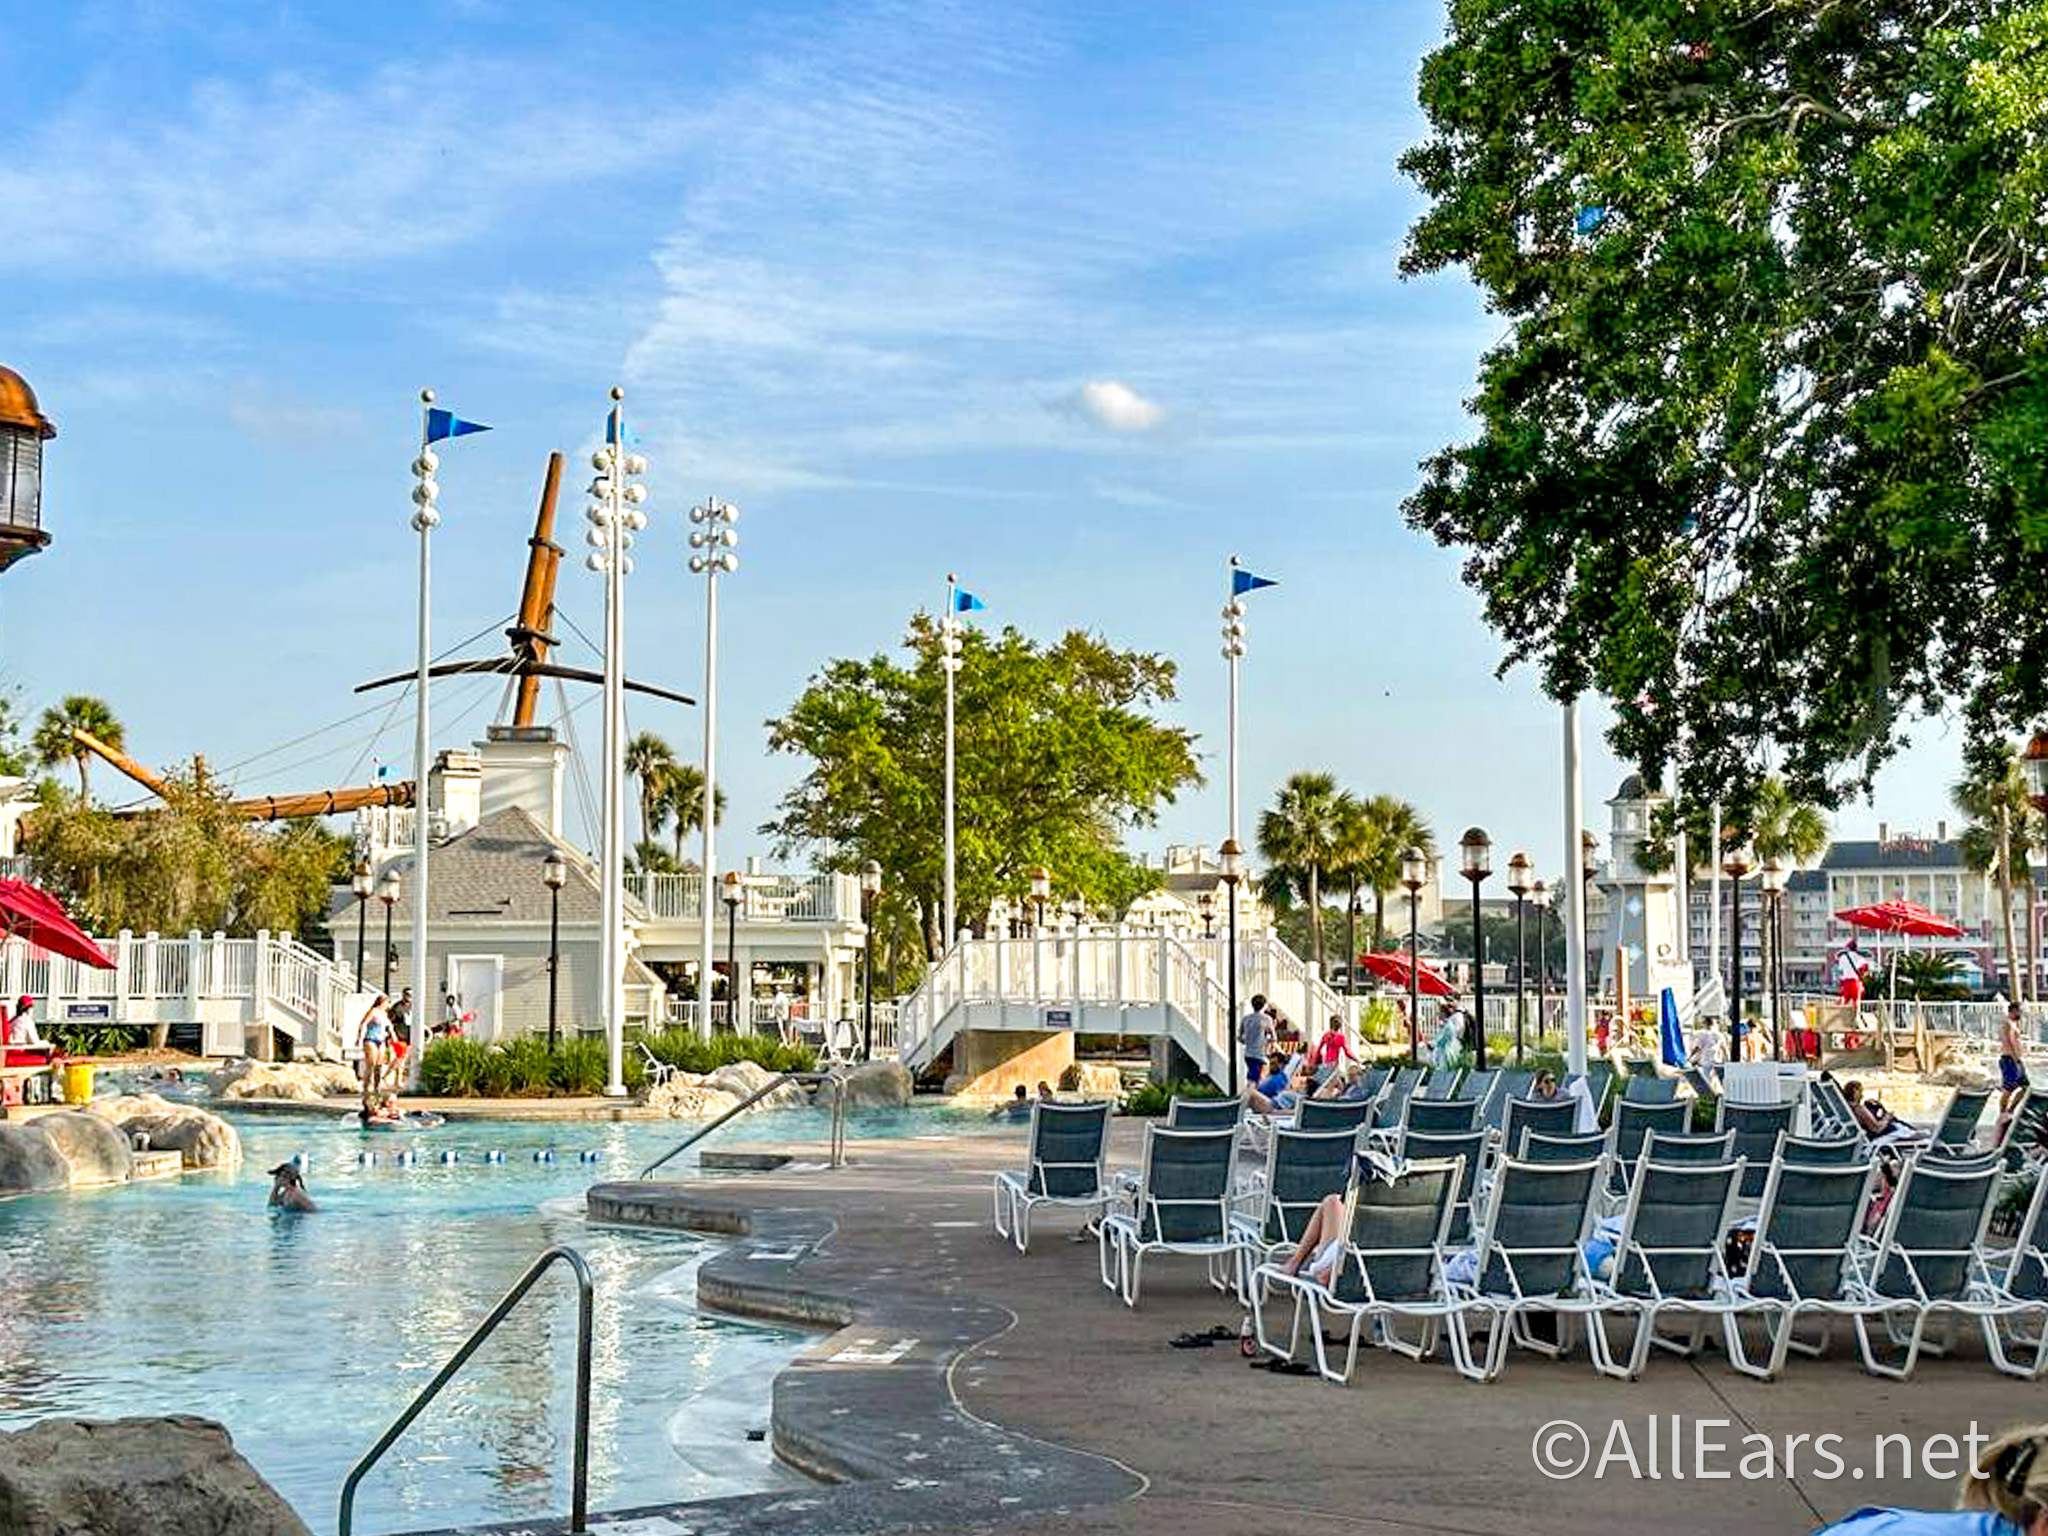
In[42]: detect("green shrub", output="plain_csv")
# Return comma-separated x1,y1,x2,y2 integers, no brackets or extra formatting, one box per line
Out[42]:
46,1022,143,1056
420,1035,652,1098
550,1037,610,1096
421,1037,490,1096
1358,997,1398,1045
1690,1089,1719,1132
637,1029,813,1076
1122,1077,1225,1117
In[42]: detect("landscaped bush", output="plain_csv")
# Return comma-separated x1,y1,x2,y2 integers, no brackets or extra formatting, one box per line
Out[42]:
48,1022,144,1057
1122,1077,1225,1117
637,1029,814,1076
420,1035,649,1098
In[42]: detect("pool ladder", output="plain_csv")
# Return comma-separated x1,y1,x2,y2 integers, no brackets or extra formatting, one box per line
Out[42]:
337,1246,594,1536
637,1066,849,1180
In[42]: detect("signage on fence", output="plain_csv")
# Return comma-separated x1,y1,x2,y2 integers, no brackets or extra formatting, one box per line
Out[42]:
1044,1007,1072,1028
62,1002,113,1021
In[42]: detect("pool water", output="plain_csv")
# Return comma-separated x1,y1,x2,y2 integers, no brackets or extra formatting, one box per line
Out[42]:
0,1103,1010,1535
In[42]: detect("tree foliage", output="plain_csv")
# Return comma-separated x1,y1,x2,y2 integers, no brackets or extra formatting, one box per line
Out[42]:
1402,1,2048,807
32,695,123,802
762,616,1201,955
1258,771,1349,973
24,759,351,937
1640,774,1832,873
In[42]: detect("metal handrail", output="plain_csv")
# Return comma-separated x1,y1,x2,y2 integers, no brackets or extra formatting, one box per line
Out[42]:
338,1246,594,1536
638,1068,848,1180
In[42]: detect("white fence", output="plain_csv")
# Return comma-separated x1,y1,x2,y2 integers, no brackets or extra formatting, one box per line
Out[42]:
626,872,856,924
5,929,360,1060
658,995,898,1055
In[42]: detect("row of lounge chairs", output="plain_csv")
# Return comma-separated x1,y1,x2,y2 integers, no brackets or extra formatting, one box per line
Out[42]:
990,1083,2047,1384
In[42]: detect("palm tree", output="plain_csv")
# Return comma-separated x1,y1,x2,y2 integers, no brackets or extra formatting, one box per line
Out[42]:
1257,771,1350,975
32,695,124,802
1356,793,1435,950
1748,776,1830,866
624,732,675,851
656,764,726,864
1955,751,2035,1001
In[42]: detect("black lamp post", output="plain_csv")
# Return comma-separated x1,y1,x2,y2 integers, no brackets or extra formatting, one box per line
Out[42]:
350,863,373,986
1532,878,1549,1048
1581,830,1600,1000
1029,865,1051,935
1506,851,1531,1064
1760,856,1786,1061
377,870,400,994
543,852,567,1051
1400,845,1427,1065
860,859,882,1061
1345,889,1362,1008
722,869,743,1034
1723,844,1754,1056
1460,827,1492,1070
1198,890,1216,940
1220,838,1244,1093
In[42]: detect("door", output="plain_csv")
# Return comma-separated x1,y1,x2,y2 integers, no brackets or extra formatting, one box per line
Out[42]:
449,955,503,1043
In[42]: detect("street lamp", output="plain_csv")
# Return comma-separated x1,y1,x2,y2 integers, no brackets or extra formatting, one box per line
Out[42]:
350,864,373,987
1198,890,1216,940
1345,888,1363,1008
376,870,401,995
1400,845,1427,1065
0,364,55,575
1506,851,1532,1065
1759,856,1786,1062
860,859,883,1062
1581,829,1600,997
1029,865,1051,934
1459,828,1492,1070
1532,878,1550,1048
543,852,568,1051
721,869,744,1033
1220,838,1245,1093
1723,843,1755,1056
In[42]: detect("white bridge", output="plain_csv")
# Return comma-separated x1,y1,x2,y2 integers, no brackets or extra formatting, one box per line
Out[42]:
897,929,1343,1091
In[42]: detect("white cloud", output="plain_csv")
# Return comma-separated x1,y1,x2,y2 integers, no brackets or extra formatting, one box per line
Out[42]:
1057,379,1167,434
228,391,362,446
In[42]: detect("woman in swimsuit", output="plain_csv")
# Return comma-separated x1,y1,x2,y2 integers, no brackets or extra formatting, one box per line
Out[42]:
356,995,392,1099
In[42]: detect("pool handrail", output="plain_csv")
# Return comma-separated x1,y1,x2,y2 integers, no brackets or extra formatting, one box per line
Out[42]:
338,1244,594,1536
637,1067,850,1180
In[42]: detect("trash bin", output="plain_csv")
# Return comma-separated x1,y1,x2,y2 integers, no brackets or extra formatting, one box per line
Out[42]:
62,1062,94,1105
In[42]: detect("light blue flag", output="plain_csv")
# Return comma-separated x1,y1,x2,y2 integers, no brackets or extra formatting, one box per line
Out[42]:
425,408,491,444
1231,567,1277,597
953,589,985,613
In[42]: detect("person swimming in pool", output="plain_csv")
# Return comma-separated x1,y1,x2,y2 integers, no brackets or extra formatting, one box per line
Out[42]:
267,1163,316,1213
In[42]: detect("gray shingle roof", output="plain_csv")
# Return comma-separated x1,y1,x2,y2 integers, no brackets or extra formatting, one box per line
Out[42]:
329,806,628,927
1819,838,1968,871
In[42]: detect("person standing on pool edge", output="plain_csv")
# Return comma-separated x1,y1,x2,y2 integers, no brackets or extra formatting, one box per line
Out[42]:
1239,994,1272,1087
2001,1000,2033,1136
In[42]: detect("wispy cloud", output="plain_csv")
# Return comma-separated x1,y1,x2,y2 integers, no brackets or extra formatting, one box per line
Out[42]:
1054,380,1166,433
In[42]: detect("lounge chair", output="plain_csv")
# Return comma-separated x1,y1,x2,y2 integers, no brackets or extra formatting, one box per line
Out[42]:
1481,1070,1535,1133
1774,1132,1863,1167
1981,1169,2048,1379
1810,1078,1861,1141
1294,1097,1373,1135
1399,1126,1489,1243
632,1039,676,1088
1577,1061,1617,1121
1931,1086,1993,1150
1717,1100,1797,1200
1376,1067,1424,1127
1722,1158,1880,1380
993,1099,1115,1254
1422,1067,1466,1101
1167,1095,1243,1131
1098,1125,1248,1306
1450,1156,1606,1382
1228,1128,1359,1299
1405,1097,1481,1136
1683,1067,1720,1101
1852,1157,2004,1378
1641,1130,1737,1164
1460,1069,1500,1121
1590,1154,1747,1379
1253,1157,1468,1382
1624,1075,1681,1105
1355,1065,1392,1103
1500,1097,1576,1156
1606,1099,1691,1200
1519,1129,1610,1166
1997,1088,2043,1172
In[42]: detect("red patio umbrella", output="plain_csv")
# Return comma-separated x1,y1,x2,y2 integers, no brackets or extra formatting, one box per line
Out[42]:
1835,899,1968,1013
0,878,115,970
1358,950,1457,999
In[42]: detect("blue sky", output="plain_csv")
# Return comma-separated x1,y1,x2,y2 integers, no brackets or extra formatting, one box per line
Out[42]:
0,0,1969,886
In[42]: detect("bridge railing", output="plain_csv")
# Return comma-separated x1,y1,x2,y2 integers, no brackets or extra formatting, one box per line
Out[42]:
625,872,856,924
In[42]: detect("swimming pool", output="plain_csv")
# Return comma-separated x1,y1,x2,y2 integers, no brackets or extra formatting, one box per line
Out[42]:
0,1102,1010,1534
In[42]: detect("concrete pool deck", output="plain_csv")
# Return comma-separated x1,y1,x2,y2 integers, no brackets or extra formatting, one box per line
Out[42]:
414,1120,2041,1536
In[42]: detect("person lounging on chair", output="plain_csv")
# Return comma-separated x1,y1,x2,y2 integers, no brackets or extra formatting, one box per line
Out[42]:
1227,1127,1358,1301
992,1098,1115,1254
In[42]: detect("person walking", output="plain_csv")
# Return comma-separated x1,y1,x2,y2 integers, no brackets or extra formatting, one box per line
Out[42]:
2001,1000,2033,1133
1238,993,1272,1086
1834,938,1871,1009
356,993,392,1101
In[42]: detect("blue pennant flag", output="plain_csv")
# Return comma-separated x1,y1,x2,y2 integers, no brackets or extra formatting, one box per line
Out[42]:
425,408,491,444
1231,567,1278,597
1575,205,1608,236
953,589,986,613
604,411,642,446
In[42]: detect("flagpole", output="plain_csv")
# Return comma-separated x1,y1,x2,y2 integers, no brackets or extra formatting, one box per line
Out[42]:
1224,557,1244,847
408,389,436,1090
688,492,738,1038
944,574,957,951
1563,699,1588,1079
601,390,628,1092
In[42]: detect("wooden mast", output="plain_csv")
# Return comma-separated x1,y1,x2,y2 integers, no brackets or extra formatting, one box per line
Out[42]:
509,451,564,728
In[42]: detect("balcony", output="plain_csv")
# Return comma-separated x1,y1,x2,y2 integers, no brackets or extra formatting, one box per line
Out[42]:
625,871,856,925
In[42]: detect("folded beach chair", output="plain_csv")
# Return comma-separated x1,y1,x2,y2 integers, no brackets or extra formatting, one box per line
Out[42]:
1253,1156,1467,1382
1931,1086,1993,1151
1450,1156,1606,1382
1501,1097,1576,1157
1625,1075,1681,1105
1098,1125,1248,1307
1167,1095,1243,1131
993,1099,1115,1253
1590,1155,1746,1379
1227,1127,1358,1299
1294,1097,1373,1135
1399,1126,1488,1243
1717,1100,1798,1201
1774,1132,1863,1167
1852,1156,2004,1378
1722,1158,1880,1380
1810,1078,1862,1141
1606,1099,1691,1200
1981,1168,2048,1379
1520,1129,1611,1165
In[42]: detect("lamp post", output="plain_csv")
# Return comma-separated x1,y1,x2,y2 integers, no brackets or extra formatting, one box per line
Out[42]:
1581,829,1600,998
1220,838,1244,1093
1400,845,1427,1065
860,859,883,1061
722,869,743,1034
1460,828,1493,1070
1345,889,1362,1011
1198,890,1216,940
1506,851,1531,1064
1723,844,1754,1056
688,492,739,1043
1029,865,1051,935
1760,856,1786,1061
350,864,373,987
1532,878,1549,1048
377,870,400,995
543,852,567,1051
0,364,55,575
